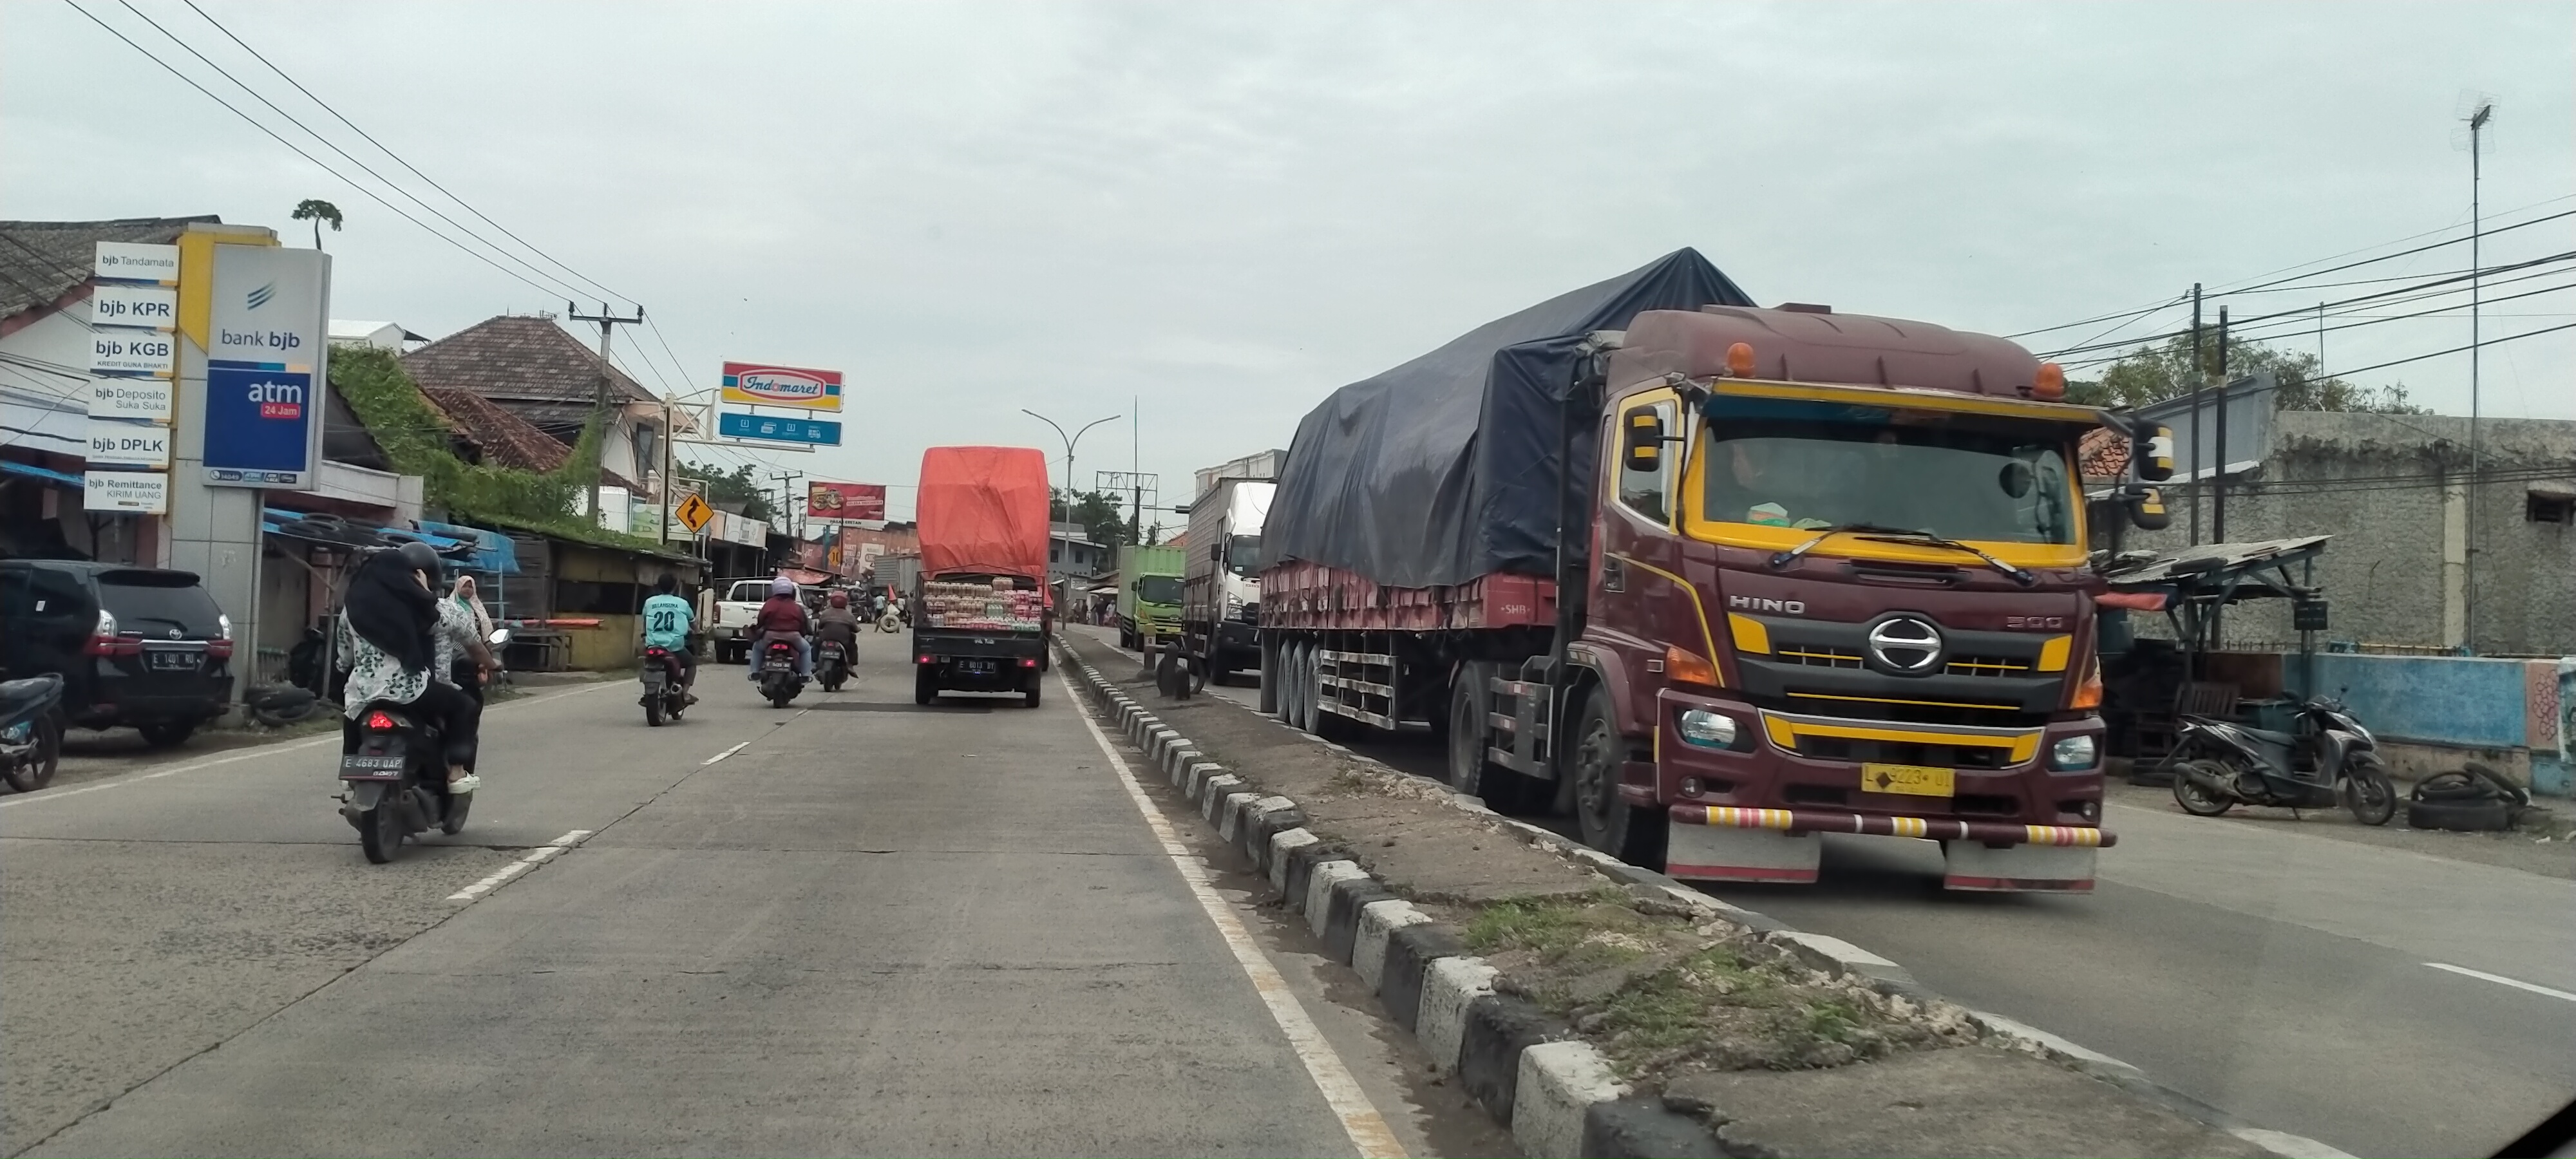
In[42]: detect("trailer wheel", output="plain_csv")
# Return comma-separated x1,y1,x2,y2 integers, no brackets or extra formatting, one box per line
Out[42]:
1282,640,1312,730
1446,662,1549,815
1571,686,1665,867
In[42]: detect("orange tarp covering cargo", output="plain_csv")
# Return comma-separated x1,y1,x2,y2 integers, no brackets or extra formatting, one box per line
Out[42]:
916,446,1050,584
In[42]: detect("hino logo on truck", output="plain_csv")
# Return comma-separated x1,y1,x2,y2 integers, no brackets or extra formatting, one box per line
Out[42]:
1727,596,1804,615
1868,617,1944,673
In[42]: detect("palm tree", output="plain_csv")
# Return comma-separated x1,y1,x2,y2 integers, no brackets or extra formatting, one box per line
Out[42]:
290,199,343,249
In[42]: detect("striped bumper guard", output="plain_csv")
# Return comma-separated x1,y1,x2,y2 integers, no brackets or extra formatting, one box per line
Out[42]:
1671,804,2116,848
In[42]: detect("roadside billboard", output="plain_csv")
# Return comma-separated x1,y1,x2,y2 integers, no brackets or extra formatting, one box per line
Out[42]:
202,245,330,488
720,361,842,411
806,481,886,520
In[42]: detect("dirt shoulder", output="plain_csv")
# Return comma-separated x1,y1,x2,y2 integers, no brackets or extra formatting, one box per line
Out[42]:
1062,632,2272,1158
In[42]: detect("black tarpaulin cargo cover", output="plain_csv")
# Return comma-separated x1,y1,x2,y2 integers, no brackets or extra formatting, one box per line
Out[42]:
1260,249,1754,589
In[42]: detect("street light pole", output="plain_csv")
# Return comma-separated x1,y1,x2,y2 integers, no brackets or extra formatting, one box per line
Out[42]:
1021,409,1121,522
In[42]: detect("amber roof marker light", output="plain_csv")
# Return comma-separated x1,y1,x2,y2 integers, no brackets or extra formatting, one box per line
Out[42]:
2034,362,2067,400
1725,341,1756,379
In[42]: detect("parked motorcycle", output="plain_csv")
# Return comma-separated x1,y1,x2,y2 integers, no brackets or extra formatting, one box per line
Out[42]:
815,638,850,692
758,636,807,708
337,628,507,863
639,645,690,726
2168,694,2396,825
1,673,66,793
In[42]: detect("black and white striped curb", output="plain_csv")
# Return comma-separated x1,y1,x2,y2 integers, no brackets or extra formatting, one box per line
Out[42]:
1060,641,2349,1159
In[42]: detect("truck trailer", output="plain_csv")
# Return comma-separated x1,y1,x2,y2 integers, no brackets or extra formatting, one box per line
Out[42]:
1255,249,2173,892
1180,450,1280,686
911,446,1052,708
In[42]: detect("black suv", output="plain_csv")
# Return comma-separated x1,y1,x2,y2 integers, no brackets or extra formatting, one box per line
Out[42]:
0,560,234,746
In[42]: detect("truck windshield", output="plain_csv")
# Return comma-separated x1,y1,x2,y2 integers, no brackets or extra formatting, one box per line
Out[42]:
1699,417,2077,545
1139,576,1183,603
1226,534,1262,576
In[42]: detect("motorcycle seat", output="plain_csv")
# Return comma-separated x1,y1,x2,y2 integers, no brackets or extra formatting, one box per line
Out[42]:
2235,726,2300,748
0,674,65,717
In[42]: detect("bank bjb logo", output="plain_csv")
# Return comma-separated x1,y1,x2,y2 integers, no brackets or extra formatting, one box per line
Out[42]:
246,282,275,310
246,376,305,420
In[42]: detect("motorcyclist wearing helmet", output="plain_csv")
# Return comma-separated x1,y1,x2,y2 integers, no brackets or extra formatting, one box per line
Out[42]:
337,541,495,791
747,576,813,682
815,589,862,652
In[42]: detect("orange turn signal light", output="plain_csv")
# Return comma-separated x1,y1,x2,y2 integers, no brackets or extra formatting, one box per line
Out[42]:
1725,341,1756,379
1665,645,1721,689
2071,657,2103,709
2034,361,2067,400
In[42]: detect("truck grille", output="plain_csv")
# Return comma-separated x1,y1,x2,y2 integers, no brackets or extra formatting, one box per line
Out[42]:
1776,646,1864,669
1235,602,1260,624
1943,655,2031,677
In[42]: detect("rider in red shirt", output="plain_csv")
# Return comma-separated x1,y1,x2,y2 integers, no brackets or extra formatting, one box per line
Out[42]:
747,577,812,681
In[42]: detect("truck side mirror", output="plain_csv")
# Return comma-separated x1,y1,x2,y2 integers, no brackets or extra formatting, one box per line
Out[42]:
2134,425,2175,482
1622,409,1665,473
1212,542,1224,563
2126,485,2170,531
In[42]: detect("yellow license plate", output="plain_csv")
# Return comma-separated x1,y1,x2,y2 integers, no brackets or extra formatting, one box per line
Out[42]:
1861,762,1955,798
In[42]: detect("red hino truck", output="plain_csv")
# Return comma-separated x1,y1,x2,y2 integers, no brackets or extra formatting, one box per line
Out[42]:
1255,250,2174,891
912,446,1053,708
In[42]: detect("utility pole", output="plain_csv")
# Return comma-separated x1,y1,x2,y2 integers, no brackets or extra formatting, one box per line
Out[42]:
770,469,804,562
2465,97,2495,652
2187,283,2202,547
2213,306,2230,545
567,301,646,524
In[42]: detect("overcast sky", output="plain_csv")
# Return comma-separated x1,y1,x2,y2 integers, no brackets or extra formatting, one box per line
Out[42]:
9,1,2571,523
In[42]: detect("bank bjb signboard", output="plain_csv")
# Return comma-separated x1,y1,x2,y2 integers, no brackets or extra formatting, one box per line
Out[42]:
720,361,842,411
202,246,330,488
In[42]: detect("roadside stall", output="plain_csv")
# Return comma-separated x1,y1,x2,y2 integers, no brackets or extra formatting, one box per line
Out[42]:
2096,535,2332,779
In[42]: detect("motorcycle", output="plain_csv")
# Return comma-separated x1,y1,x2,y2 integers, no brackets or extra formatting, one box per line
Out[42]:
337,628,507,863
2168,694,2396,825
1,673,66,794
815,637,850,692
758,636,807,708
639,645,690,726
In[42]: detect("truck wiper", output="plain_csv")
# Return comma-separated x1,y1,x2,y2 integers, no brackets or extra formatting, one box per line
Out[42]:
1768,523,2038,587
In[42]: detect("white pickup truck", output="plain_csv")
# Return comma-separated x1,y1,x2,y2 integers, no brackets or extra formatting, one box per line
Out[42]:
700,577,828,663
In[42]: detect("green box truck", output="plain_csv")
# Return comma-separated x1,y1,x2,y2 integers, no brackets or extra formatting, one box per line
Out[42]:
1116,544,1186,651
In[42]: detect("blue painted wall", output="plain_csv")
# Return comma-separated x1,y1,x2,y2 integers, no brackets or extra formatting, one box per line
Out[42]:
2309,654,2528,749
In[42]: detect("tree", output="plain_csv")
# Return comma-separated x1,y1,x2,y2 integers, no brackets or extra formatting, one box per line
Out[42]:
1052,488,1132,550
676,460,777,523
2067,333,2428,414
291,199,343,249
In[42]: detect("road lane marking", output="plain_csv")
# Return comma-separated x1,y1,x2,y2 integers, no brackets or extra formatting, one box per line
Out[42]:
2426,962,2576,1003
448,829,593,901
0,681,622,811
703,741,752,766
1059,664,1406,1159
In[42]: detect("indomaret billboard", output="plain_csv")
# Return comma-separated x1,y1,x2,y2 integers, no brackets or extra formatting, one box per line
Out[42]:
721,361,842,411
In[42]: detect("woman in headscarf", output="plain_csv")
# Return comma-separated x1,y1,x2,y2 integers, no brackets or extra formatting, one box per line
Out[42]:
337,543,493,791
448,575,495,704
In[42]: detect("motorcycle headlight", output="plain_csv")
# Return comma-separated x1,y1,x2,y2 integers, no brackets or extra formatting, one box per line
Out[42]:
2049,735,2099,771
1676,708,1740,749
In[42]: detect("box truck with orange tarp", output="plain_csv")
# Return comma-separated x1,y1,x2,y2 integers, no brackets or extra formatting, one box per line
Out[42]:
912,446,1053,707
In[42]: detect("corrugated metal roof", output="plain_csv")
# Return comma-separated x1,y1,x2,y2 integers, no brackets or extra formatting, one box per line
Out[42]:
0,217,220,320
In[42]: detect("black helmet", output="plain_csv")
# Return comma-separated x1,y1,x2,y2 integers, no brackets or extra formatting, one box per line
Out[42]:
395,541,442,576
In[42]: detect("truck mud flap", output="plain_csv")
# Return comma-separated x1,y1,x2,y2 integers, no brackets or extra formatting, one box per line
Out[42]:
1663,812,1820,885
1942,842,2099,892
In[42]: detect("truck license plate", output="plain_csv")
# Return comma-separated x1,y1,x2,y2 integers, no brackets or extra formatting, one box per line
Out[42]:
961,659,994,674
1860,762,1954,798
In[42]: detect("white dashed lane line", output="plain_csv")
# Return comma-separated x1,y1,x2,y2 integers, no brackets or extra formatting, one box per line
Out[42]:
447,829,593,901
2426,962,2576,1003
702,742,752,766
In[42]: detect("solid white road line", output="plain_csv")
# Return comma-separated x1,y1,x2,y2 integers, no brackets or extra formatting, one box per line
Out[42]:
1059,664,1406,1159
2425,961,2576,1003
0,681,624,811
702,741,752,766
448,829,594,901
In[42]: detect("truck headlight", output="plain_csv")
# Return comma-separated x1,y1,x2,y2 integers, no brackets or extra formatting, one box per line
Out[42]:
1677,708,1740,748
2049,735,2099,771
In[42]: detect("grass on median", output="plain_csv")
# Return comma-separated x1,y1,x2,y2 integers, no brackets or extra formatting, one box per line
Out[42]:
1463,892,1978,1085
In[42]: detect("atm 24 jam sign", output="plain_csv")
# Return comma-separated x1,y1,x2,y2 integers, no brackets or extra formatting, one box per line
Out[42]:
720,361,843,412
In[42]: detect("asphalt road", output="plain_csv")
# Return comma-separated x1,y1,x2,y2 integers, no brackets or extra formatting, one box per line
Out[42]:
1,632,1511,1158
1073,626,2576,1158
